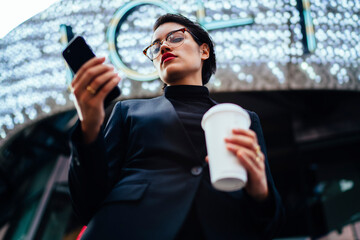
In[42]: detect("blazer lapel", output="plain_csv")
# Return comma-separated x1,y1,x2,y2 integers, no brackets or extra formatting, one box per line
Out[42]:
155,95,206,165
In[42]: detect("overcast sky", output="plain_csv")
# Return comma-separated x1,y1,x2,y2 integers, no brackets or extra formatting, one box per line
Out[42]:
0,0,60,38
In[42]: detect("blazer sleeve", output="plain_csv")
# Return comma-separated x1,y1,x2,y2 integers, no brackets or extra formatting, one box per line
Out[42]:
67,102,127,224
242,111,285,239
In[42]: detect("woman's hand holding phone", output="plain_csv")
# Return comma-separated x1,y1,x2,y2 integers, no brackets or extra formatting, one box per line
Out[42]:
62,36,121,143
71,57,121,144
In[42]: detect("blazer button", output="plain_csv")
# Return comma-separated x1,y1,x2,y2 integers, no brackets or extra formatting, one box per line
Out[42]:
191,166,203,176
73,156,80,166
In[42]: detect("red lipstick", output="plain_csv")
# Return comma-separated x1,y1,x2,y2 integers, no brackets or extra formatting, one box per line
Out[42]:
161,53,176,64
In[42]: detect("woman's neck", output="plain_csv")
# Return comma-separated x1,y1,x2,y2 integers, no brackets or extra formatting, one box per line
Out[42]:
165,69,203,86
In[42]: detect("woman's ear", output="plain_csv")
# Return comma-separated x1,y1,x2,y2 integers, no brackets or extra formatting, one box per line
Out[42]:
200,43,210,60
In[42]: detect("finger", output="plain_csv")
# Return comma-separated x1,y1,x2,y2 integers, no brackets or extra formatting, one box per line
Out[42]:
236,149,264,176
228,144,259,173
226,143,263,169
205,156,209,163
226,143,257,161
224,135,254,150
229,129,261,153
71,57,105,86
94,76,121,102
232,128,258,143
86,71,119,96
73,64,114,97
257,152,265,164
76,64,114,90
81,72,118,104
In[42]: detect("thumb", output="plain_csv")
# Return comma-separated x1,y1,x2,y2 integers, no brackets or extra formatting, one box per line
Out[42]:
205,156,209,163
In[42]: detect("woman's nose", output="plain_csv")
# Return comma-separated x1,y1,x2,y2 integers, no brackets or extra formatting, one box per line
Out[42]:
160,41,171,54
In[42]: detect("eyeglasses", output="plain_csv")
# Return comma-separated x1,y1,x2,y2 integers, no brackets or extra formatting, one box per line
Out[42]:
143,28,197,61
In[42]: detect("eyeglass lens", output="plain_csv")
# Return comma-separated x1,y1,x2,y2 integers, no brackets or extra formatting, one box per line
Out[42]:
148,30,185,59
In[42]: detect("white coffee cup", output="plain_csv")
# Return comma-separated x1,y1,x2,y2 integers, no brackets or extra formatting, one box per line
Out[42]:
201,103,251,192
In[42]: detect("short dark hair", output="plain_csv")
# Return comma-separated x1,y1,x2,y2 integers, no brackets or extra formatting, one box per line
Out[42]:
153,13,216,85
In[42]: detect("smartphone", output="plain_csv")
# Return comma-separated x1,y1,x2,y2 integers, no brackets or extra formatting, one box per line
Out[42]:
62,36,121,106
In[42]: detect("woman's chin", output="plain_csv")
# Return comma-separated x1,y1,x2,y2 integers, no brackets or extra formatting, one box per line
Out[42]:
161,70,185,84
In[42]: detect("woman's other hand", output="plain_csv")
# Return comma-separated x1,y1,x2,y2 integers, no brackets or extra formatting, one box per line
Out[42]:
71,57,121,144
224,129,269,201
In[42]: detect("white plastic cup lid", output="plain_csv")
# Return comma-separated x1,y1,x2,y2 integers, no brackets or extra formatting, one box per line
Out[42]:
201,103,250,130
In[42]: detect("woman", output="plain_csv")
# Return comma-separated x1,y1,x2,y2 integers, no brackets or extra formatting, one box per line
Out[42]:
69,13,284,239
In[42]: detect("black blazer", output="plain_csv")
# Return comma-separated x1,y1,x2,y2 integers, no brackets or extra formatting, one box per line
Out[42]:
68,95,284,240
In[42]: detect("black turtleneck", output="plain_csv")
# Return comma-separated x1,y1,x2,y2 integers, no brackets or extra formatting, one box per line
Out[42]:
165,85,215,240
164,85,215,161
